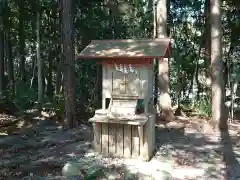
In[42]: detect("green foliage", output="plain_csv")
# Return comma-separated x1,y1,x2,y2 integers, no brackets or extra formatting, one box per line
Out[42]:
194,96,212,117
43,96,65,118
13,82,38,110
7,81,65,117
1,0,239,119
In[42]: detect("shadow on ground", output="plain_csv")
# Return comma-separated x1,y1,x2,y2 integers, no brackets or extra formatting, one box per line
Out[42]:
0,115,153,180
1,111,240,179
155,123,240,179
220,127,240,180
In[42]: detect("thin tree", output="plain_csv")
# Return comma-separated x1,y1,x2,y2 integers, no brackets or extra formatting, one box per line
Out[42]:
36,0,43,111
0,2,5,98
18,0,26,81
5,3,14,97
204,0,211,88
61,0,77,128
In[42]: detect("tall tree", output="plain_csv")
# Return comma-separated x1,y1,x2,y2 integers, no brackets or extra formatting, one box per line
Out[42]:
5,3,14,96
36,0,43,110
210,0,226,129
18,1,26,81
155,0,174,120
55,2,63,97
61,0,77,128
204,0,211,88
0,2,4,98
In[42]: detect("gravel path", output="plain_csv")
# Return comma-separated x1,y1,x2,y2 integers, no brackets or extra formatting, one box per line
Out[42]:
0,115,240,180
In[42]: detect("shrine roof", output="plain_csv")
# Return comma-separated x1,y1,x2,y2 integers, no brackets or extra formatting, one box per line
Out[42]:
77,38,171,59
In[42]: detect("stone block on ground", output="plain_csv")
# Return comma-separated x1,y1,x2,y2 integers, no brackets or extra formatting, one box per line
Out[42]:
62,157,104,179
153,170,173,180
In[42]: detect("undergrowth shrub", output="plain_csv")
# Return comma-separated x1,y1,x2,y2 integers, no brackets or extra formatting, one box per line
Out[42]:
194,96,212,116
13,82,37,111
43,95,65,118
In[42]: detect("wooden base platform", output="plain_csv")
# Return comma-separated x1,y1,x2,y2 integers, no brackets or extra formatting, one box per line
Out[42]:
89,114,155,161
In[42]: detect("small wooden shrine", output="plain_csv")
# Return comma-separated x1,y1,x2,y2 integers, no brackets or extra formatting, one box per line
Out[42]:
78,39,171,161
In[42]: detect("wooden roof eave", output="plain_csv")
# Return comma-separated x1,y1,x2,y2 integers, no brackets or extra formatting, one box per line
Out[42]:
76,39,171,60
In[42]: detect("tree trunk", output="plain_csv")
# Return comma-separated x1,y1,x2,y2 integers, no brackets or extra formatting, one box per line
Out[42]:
36,1,43,111
55,57,62,97
6,33,14,96
61,0,77,128
156,0,167,37
18,1,26,81
155,0,174,121
56,3,62,98
191,61,199,107
210,0,227,129
47,50,53,100
3,3,14,97
153,0,158,106
204,0,211,88
0,11,4,98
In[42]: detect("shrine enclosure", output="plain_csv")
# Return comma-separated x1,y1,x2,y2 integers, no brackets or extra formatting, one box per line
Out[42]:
77,39,171,161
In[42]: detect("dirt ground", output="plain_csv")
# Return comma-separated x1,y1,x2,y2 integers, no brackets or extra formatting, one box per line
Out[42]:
0,113,240,180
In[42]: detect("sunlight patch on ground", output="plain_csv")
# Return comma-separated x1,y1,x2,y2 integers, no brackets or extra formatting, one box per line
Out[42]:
172,167,205,179
86,154,207,180
0,132,8,136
